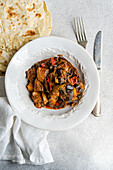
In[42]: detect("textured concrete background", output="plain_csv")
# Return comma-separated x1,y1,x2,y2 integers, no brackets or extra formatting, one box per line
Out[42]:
0,0,113,169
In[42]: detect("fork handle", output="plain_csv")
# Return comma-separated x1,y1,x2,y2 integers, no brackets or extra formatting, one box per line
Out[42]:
92,70,101,117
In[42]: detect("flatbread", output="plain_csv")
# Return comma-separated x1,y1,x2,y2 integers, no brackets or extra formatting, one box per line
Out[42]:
0,0,52,75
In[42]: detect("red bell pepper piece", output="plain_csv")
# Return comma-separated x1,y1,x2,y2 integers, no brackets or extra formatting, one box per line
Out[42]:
47,76,52,91
51,58,56,65
69,76,77,85
56,102,59,106
41,63,45,68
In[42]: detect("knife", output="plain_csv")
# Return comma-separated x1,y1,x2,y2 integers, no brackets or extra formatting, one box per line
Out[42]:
92,31,103,117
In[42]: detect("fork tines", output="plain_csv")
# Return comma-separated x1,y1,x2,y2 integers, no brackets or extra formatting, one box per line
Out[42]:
74,17,87,48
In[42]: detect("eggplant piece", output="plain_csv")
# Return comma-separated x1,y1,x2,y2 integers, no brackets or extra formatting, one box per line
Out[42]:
57,58,67,66
44,78,49,92
74,83,80,88
73,100,79,104
66,85,73,101
68,67,74,76
77,94,82,100
78,87,83,93
46,59,51,68
48,73,55,86
49,65,54,73
37,67,49,83
34,79,44,92
60,93,67,101
34,62,40,68
53,84,65,93
66,72,70,77
46,93,51,100
49,72,55,81
59,88,67,101
74,82,84,92
26,66,36,81
57,69,62,76
59,89,64,95
54,57,58,60
69,91,73,100
58,77,64,84
57,63,68,70
66,85,73,93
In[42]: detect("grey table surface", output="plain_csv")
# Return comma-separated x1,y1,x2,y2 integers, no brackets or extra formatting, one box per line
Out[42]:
0,0,113,170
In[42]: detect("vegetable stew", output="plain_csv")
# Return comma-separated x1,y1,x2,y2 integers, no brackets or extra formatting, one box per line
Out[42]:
25,55,85,109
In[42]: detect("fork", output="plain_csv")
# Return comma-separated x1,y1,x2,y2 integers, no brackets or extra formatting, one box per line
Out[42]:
74,17,88,49
74,17,99,117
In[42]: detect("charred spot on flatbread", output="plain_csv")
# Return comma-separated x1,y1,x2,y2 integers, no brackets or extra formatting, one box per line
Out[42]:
23,30,36,36
27,3,35,11
6,7,18,19
35,13,42,17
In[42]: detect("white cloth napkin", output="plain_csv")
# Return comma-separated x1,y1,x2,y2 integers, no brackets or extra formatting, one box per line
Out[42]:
0,77,53,165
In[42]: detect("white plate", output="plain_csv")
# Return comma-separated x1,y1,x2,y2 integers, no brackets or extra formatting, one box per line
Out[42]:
5,36,99,131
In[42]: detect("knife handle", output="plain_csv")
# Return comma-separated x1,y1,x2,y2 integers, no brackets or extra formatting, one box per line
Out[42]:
92,96,101,117
92,70,101,117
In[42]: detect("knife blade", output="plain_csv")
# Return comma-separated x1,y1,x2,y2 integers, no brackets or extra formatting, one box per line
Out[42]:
93,31,103,70
92,31,103,117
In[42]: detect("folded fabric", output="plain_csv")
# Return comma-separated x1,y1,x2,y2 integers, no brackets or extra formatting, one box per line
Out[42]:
0,96,53,165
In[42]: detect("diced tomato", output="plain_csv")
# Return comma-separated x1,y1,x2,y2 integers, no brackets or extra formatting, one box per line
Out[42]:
51,58,56,65
47,76,52,91
69,76,77,85
41,63,45,68
56,102,59,106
